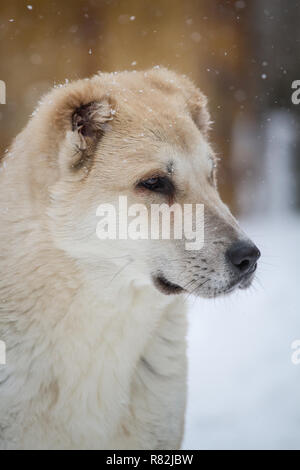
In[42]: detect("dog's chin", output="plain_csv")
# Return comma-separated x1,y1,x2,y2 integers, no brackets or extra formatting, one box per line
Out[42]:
152,273,185,296
199,270,256,298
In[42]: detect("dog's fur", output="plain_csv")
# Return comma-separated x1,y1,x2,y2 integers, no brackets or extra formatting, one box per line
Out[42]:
0,68,256,449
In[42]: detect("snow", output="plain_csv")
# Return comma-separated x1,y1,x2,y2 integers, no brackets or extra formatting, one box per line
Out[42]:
183,215,300,450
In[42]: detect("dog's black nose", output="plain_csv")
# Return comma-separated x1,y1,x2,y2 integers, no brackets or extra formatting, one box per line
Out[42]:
226,241,260,274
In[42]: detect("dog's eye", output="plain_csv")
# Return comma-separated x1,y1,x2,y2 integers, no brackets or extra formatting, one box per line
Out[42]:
137,176,174,195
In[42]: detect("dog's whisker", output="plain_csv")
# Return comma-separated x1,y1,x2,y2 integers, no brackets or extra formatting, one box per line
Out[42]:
106,258,133,287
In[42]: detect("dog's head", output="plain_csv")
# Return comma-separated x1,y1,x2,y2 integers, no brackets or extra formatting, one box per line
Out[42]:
36,68,259,297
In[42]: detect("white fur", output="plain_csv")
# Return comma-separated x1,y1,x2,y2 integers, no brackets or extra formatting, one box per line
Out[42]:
0,234,187,449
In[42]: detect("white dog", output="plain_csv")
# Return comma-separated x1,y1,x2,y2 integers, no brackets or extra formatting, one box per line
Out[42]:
0,68,260,449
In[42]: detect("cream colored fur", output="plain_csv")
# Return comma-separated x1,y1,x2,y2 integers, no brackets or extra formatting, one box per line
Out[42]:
0,68,250,449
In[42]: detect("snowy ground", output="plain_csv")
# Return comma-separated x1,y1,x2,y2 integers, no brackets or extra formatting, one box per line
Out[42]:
183,214,300,450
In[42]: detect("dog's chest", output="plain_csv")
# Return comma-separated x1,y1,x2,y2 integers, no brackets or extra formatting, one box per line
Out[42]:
2,284,187,449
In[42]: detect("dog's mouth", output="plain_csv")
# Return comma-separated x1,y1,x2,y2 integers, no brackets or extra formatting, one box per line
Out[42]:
152,273,185,295
152,262,257,297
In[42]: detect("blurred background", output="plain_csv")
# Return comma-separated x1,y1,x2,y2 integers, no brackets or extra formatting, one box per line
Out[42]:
0,0,300,450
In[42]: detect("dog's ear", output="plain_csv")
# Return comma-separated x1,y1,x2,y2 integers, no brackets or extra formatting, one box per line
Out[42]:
145,68,211,136
187,91,211,136
72,100,113,140
171,72,211,136
66,99,114,172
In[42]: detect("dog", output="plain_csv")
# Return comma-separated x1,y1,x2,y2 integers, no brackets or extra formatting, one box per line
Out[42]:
0,68,260,449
